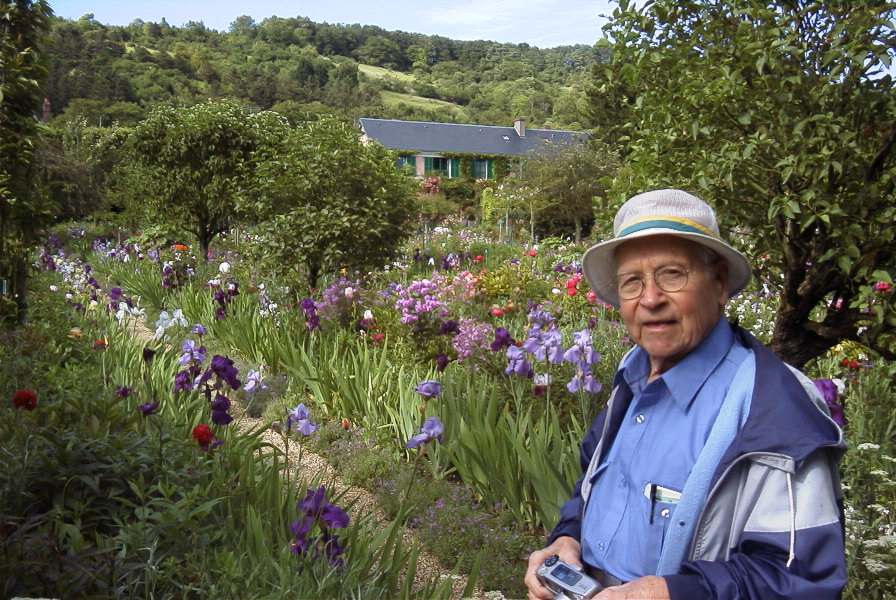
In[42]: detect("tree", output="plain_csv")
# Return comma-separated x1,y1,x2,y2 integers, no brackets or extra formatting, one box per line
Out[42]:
248,116,416,288
121,100,282,259
522,142,618,242
590,0,896,367
0,0,53,325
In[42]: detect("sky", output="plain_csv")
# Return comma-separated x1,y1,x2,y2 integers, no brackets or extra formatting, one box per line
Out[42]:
52,0,616,48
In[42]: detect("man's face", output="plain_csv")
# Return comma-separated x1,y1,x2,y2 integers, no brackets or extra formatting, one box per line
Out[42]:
615,235,729,376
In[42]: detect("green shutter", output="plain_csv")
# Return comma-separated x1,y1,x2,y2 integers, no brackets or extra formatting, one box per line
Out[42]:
424,156,433,175
486,159,493,179
450,158,461,178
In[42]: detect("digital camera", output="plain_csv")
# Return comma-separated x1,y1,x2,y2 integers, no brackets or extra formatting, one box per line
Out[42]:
536,555,602,600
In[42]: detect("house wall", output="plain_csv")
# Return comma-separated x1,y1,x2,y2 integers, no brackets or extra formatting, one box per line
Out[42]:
415,155,424,177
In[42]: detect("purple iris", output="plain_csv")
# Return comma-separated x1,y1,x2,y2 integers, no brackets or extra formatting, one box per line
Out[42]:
435,354,450,373
243,369,266,393
505,345,533,377
814,379,846,428
208,355,241,390
211,393,234,425
490,327,515,352
286,403,317,436
523,327,565,364
192,323,207,336
440,319,460,335
109,287,123,302
415,380,442,398
137,401,160,416
406,416,444,448
116,385,133,398
291,486,350,565
174,370,193,392
179,339,207,365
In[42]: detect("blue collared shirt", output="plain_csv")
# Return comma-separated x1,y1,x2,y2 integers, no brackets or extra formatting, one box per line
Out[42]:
581,318,749,581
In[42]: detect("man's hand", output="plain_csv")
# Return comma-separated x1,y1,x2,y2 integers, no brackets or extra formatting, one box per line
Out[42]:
594,575,670,599
524,536,582,600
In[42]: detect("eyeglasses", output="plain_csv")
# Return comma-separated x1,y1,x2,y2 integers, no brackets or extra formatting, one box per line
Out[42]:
616,265,691,300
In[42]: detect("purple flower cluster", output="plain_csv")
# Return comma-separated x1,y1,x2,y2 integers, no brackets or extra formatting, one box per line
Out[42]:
564,329,602,394
393,276,449,325
452,318,493,361
316,277,362,325
290,486,350,566
39,247,57,271
210,279,239,320
415,380,442,398
173,330,239,426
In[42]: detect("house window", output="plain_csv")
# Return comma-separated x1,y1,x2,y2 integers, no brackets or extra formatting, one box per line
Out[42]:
425,156,460,178
397,155,416,172
472,159,493,179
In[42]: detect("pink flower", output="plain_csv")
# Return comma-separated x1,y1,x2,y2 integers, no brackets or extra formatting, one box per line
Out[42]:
586,290,598,304
490,306,505,317
873,281,893,294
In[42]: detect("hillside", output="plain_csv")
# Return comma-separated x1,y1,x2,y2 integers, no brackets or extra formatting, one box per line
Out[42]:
45,13,605,129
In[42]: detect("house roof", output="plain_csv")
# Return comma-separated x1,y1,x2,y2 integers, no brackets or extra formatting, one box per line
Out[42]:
358,118,589,157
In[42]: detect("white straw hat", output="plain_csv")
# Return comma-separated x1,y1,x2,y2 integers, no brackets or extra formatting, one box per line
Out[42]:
583,189,752,307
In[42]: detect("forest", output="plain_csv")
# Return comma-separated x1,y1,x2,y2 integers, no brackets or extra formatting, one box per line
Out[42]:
46,12,605,129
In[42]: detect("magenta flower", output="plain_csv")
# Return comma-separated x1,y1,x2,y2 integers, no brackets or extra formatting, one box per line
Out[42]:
814,379,846,428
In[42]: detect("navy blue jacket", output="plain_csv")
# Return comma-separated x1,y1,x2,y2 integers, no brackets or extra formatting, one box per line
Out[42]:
550,324,847,599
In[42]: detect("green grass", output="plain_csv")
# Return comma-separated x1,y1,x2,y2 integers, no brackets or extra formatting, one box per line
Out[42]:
380,90,469,120
358,63,416,83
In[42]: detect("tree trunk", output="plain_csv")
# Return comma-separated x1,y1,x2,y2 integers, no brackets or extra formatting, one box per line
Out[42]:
199,230,213,263
770,303,837,369
574,215,582,244
13,254,28,325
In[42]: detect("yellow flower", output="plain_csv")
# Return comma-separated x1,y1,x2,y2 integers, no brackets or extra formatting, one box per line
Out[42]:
67,327,83,339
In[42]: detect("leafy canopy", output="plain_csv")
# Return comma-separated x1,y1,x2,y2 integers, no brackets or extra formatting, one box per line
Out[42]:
248,116,417,287
590,0,896,367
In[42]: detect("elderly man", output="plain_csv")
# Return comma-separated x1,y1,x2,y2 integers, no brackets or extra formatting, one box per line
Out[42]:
525,189,846,599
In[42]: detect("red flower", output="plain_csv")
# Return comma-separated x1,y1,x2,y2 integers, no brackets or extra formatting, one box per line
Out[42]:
93,338,107,351
370,332,386,344
839,358,860,370
12,389,37,411
873,281,893,294
525,248,538,257
566,274,582,297
341,418,352,430
473,255,484,263
172,243,190,252
192,424,214,447
490,306,505,317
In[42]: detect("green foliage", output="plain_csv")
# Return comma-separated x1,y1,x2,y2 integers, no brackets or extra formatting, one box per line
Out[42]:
591,0,896,367
248,115,417,287
120,100,285,259
0,0,54,323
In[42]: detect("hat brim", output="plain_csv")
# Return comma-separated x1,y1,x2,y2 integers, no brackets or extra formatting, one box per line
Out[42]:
582,228,752,308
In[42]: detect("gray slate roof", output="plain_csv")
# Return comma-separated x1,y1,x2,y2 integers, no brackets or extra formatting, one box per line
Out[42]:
359,118,588,157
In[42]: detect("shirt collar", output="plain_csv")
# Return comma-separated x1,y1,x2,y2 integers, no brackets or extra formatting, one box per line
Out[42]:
621,317,734,411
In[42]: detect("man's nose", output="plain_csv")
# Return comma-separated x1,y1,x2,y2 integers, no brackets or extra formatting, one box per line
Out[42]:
638,278,666,307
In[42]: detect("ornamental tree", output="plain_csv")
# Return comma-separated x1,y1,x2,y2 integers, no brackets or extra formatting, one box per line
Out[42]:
589,0,896,367
121,100,284,260
248,116,416,288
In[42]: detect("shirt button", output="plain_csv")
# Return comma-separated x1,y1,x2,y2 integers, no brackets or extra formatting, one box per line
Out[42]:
660,508,671,518
635,414,646,424
598,542,606,551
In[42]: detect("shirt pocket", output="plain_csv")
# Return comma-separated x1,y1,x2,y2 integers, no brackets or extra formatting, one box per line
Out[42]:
643,483,681,560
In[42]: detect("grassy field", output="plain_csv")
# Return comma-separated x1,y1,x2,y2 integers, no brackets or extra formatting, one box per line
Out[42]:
358,63,417,83
380,90,469,121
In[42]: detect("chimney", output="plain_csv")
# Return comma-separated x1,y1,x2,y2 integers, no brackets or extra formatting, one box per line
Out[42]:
513,117,526,137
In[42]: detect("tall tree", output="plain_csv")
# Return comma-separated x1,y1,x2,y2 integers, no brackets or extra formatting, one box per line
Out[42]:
590,0,896,367
0,0,53,324
121,99,282,259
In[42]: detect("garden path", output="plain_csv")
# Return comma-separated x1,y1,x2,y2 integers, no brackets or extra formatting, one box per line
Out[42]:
126,316,482,599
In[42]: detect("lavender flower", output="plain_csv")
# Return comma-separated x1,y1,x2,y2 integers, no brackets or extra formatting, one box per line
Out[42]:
406,416,444,448
505,345,533,377
192,323,207,336
452,319,493,361
415,380,442,398
814,379,846,428
179,339,207,365
286,403,317,435
243,369,266,393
